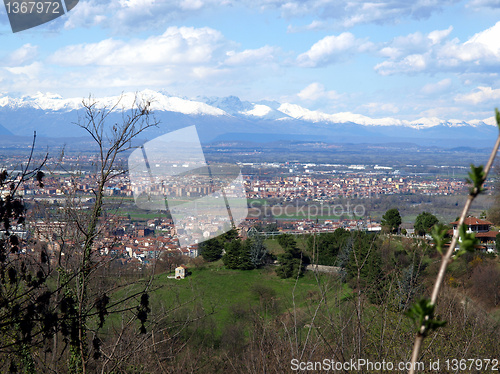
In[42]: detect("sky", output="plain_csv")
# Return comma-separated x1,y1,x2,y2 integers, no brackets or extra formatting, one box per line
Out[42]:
1,0,500,122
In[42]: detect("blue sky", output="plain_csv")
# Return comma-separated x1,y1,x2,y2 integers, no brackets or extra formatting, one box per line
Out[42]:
1,0,500,122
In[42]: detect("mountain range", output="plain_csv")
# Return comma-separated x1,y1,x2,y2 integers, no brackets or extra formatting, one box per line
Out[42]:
0,90,497,148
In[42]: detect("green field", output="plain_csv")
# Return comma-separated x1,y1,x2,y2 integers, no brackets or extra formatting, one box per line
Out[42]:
112,210,164,220
156,267,349,331
111,265,350,337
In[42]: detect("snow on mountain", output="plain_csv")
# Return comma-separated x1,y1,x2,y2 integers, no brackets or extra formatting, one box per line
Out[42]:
0,97,11,108
240,103,291,120
0,90,496,132
469,117,496,127
242,104,273,117
201,95,253,115
0,92,81,111
199,96,290,120
278,103,405,126
408,117,442,129
0,90,228,116
134,90,226,116
276,102,496,129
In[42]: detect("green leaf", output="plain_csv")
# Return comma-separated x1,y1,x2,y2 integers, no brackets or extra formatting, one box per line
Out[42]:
496,108,500,130
458,224,479,253
454,248,467,258
466,166,485,194
431,224,449,255
466,164,485,196
406,298,447,337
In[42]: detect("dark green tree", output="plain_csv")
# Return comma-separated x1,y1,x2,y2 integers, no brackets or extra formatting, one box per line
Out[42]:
221,228,239,242
222,239,254,270
276,234,308,279
199,229,239,262
307,228,350,266
199,237,224,262
275,251,303,279
414,211,439,236
277,234,298,251
381,208,402,234
496,232,500,252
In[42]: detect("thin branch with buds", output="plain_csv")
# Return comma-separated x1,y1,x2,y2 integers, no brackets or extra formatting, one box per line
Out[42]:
408,109,500,373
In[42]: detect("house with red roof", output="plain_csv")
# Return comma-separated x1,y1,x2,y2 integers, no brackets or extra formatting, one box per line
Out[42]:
450,216,498,253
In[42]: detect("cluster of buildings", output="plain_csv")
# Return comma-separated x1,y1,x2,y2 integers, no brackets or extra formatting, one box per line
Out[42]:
28,218,199,268
20,212,385,270
245,175,467,201
1,156,497,270
3,208,497,272
14,160,470,202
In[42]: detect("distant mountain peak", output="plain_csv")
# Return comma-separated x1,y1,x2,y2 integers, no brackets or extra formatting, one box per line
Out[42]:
0,92,82,111
199,95,253,115
0,90,496,140
0,90,228,116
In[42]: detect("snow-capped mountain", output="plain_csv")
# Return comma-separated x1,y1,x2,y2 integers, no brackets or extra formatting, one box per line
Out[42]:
0,90,226,116
0,90,497,147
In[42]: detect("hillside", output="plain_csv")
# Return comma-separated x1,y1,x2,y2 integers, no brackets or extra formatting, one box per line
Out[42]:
103,233,500,373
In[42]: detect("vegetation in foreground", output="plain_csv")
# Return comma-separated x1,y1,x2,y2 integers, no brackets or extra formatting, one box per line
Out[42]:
1,102,500,373
95,232,500,373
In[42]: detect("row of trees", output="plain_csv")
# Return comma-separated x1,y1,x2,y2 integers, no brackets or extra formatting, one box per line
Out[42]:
199,230,270,270
381,208,439,236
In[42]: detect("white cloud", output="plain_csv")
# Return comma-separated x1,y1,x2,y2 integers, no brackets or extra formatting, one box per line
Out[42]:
376,54,427,75
50,26,228,66
455,86,500,104
297,83,340,101
421,79,452,94
379,47,401,59
257,0,459,27
377,31,435,59
0,26,287,98
287,20,327,33
4,61,43,80
2,44,38,66
467,0,500,9
180,0,205,10
59,0,459,34
63,0,109,29
63,0,228,33
375,22,500,75
297,32,373,67
225,46,278,66
463,21,500,55
428,26,454,44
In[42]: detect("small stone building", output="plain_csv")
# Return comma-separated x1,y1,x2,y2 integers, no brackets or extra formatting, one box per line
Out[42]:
175,265,188,279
